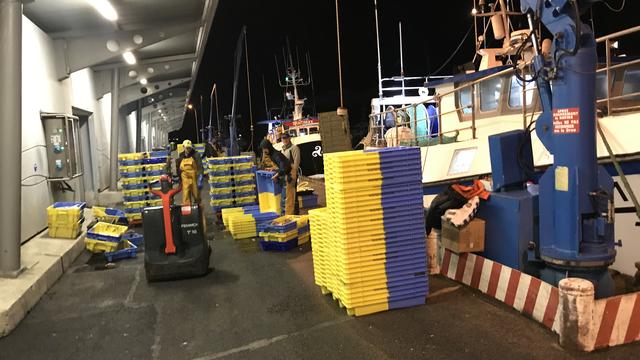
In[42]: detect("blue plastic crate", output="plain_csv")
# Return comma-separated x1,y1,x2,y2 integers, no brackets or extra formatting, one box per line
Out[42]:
119,160,143,166
142,157,167,165
123,195,146,202
211,170,232,177
230,167,256,176
232,157,253,164
256,170,283,195
52,202,87,210
233,180,255,187
211,181,234,188
149,150,169,158
298,224,311,235
120,172,144,178
104,241,138,262
87,229,123,243
211,193,234,200
259,238,299,252
208,158,232,165
265,221,297,233
233,191,256,199
122,232,144,247
124,208,144,214
145,170,165,177
122,183,147,190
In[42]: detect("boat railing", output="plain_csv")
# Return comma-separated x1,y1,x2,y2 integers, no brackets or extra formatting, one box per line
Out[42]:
369,25,640,148
369,66,516,147
597,25,640,115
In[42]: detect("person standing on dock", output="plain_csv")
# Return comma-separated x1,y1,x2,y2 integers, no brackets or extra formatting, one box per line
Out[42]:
176,140,203,205
280,133,301,215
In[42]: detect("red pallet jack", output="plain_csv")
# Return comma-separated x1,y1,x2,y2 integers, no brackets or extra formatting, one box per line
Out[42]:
143,175,211,282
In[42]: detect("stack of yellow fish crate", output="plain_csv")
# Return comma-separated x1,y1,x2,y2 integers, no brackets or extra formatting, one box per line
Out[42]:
310,147,427,316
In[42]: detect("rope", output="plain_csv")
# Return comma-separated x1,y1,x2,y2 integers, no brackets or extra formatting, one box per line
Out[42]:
597,121,640,222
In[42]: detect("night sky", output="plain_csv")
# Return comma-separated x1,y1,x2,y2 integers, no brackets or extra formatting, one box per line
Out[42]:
172,0,639,146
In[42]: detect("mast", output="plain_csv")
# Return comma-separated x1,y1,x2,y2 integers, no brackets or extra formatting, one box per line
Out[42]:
374,0,383,112
399,21,405,98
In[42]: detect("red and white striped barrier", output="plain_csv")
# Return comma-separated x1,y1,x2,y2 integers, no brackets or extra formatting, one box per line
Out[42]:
440,250,560,332
440,249,640,352
592,292,640,349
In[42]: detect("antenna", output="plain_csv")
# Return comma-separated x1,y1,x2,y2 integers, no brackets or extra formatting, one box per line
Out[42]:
374,0,383,107
262,76,269,120
399,21,405,98
306,52,318,117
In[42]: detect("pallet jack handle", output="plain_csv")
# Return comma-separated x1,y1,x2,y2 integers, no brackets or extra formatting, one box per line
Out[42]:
149,175,182,254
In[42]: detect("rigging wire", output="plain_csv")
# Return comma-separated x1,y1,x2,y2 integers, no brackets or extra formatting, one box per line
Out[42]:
601,0,626,12
429,23,474,76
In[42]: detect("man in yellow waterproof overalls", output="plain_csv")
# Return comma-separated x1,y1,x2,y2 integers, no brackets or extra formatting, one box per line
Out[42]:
176,140,202,205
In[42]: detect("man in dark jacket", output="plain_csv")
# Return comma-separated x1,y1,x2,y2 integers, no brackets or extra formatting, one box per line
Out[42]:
260,139,294,214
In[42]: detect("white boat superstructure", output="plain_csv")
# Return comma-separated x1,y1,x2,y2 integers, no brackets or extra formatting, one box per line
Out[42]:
366,25,640,276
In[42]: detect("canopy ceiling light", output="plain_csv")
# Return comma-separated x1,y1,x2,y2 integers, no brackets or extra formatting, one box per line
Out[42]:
122,51,137,65
88,0,118,21
139,78,148,85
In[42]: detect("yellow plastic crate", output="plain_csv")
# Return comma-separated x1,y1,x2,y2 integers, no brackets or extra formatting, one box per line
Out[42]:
89,222,128,238
232,162,254,170
118,153,145,161
124,201,147,209
210,175,232,183
210,187,233,195
121,177,145,185
119,165,143,173
123,189,148,197
222,208,245,227
143,163,166,171
235,195,256,204
208,163,233,171
232,173,254,182
84,238,120,253
258,193,282,214
47,204,83,225
147,199,162,207
126,213,143,222
234,184,256,193
211,198,234,207
48,220,82,239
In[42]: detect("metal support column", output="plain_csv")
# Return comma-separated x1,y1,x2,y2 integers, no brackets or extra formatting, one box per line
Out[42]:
135,100,142,152
0,0,23,277
109,68,120,191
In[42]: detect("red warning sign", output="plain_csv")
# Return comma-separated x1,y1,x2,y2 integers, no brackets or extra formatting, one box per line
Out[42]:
553,108,580,134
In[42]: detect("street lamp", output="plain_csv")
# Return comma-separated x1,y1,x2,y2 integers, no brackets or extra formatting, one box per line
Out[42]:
186,103,199,143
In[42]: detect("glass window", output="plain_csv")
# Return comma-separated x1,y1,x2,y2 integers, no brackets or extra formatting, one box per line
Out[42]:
508,75,536,108
479,77,502,112
309,127,319,134
458,85,473,114
595,72,610,100
298,128,308,136
288,129,297,137
622,69,640,101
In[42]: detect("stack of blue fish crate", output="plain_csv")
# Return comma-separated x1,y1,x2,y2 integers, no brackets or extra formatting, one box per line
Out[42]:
208,156,257,213
119,150,169,223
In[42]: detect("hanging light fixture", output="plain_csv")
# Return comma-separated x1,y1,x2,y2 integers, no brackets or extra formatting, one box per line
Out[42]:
87,0,118,21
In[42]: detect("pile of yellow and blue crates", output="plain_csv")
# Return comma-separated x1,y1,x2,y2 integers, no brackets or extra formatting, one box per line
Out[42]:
47,202,86,239
84,222,142,262
258,215,311,251
118,151,170,223
208,156,257,213
225,206,279,240
309,147,428,316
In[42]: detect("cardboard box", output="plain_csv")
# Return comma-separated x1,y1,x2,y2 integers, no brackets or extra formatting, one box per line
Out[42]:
441,218,485,253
